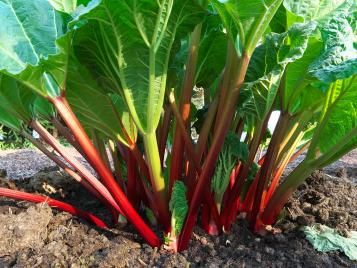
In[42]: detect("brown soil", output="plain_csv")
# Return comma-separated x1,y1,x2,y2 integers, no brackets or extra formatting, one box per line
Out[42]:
0,170,356,267
1,146,357,268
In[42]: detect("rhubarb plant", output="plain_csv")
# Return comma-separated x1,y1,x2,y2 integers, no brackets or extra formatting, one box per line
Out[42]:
0,0,355,252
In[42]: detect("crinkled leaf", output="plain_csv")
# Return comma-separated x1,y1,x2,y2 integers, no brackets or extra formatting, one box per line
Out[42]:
210,0,284,55
308,10,357,83
212,132,247,197
283,0,350,22
308,76,357,162
284,5,356,113
74,0,205,134
211,150,232,196
303,224,357,261
225,132,248,160
283,38,323,112
169,181,188,236
240,22,317,120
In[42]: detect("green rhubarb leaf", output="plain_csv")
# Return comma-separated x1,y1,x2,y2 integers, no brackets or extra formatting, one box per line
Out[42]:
66,59,137,147
308,76,357,164
48,0,77,13
283,0,351,22
195,13,227,89
0,0,98,98
225,132,248,161
73,0,205,134
303,224,357,261
0,0,71,97
211,0,284,56
212,132,247,201
0,0,60,74
284,3,356,113
0,106,23,132
269,3,287,33
240,22,317,120
283,38,323,112
211,148,234,197
308,10,357,83
33,97,56,121
0,74,34,122
169,181,188,237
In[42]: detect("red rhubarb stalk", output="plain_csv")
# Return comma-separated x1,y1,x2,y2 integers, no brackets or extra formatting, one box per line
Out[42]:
249,113,290,230
0,187,107,228
263,139,308,207
169,24,202,193
158,105,172,165
127,150,139,207
178,52,250,251
21,131,103,202
51,95,161,247
30,120,123,215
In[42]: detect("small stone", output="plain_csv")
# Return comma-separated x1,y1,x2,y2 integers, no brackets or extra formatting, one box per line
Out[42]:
255,252,262,263
281,222,296,232
275,234,287,243
209,249,217,256
316,208,329,223
194,256,201,263
207,242,214,250
200,237,208,245
236,245,245,251
336,168,348,178
301,202,312,213
297,215,315,226
264,246,275,255
225,239,231,247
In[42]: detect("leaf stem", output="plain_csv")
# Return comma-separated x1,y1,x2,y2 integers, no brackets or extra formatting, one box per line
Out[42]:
0,187,108,228
178,51,250,251
169,23,202,193
143,131,171,231
52,96,161,247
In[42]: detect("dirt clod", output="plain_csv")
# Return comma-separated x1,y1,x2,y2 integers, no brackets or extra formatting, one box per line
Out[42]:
0,204,52,255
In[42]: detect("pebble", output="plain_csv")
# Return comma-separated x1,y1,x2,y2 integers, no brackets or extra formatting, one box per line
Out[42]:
275,234,286,242
200,237,208,245
264,246,275,254
255,252,262,263
225,239,231,247
209,249,217,256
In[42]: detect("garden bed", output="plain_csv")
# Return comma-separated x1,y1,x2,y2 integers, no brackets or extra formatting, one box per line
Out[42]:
0,150,356,267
